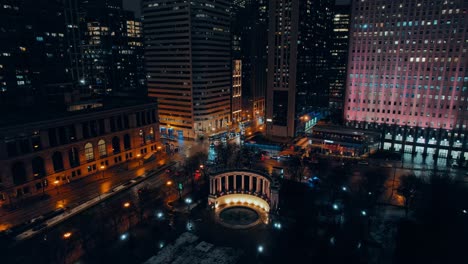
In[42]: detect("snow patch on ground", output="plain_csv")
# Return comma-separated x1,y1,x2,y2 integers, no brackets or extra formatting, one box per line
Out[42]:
143,232,242,264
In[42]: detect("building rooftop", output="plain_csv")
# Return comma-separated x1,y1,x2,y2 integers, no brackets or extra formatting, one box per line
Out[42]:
0,96,156,129
312,125,380,137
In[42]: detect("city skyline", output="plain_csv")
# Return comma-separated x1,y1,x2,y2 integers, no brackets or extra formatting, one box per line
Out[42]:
0,1,467,264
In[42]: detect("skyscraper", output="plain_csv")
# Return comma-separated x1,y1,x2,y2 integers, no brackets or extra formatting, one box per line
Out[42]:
143,0,231,139
344,0,468,160
0,0,73,107
329,3,351,113
266,0,333,138
80,2,145,96
231,0,268,126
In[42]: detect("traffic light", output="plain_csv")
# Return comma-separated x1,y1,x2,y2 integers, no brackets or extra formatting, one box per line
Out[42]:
178,183,183,190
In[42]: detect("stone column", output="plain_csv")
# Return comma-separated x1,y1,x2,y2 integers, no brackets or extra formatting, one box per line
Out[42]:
217,177,221,192
234,175,237,190
256,177,261,193
225,175,229,191
267,182,270,198
241,175,245,191
249,176,253,192
263,180,267,195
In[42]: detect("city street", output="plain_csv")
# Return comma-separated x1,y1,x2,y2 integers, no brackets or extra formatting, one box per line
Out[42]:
0,152,170,230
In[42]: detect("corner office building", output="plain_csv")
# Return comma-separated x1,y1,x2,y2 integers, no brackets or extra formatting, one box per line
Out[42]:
344,0,468,160
143,0,231,139
266,0,333,138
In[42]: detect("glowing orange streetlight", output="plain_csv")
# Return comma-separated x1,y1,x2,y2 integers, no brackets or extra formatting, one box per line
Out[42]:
123,202,131,208
54,180,60,194
63,232,72,239
199,164,204,169
100,165,106,178
166,180,173,186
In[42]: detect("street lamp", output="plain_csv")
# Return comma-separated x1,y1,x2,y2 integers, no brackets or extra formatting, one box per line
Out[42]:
166,180,173,186
54,180,60,194
185,197,192,212
100,165,105,179
123,202,131,208
257,245,264,253
136,153,143,166
156,211,164,219
120,233,128,241
63,232,72,239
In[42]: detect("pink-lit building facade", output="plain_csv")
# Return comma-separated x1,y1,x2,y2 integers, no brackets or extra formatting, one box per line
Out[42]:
344,0,468,160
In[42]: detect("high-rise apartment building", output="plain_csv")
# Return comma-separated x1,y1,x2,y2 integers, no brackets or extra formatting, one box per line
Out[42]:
143,0,231,139
81,2,145,96
344,0,468,160
266,0,333,138
329,4,351,112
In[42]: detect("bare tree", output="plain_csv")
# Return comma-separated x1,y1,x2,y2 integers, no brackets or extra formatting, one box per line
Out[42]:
396,174,423,217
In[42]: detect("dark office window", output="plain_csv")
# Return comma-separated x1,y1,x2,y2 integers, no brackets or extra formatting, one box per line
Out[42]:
112,136,121,154
117,116,123,131
19,138,31,154
6,141,18,157
123,134,131,150
123,115,129,129
52,151,64,172
90,120,98,137
31,156,46,178
11,162,27,185
136,112,142,126
82,122,90,139
69,147,80,168
58,126,67,145
48,128,57,147
110,117,116,132
273,91,289,126
67,125,76,141
98,119,105,135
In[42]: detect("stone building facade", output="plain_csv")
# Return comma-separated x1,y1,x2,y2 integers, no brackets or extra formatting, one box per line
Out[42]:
0,102,159,205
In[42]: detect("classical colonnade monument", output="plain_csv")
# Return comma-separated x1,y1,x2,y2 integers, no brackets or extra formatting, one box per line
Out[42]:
208,170,279,229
